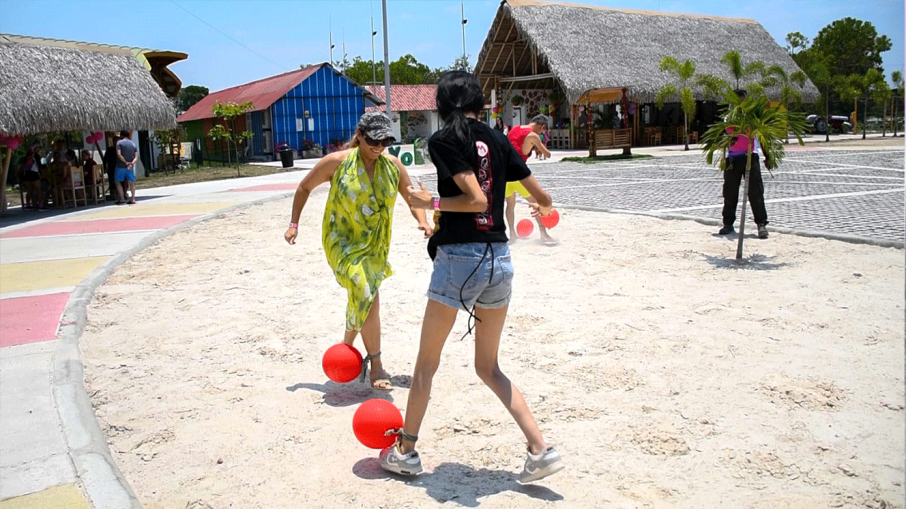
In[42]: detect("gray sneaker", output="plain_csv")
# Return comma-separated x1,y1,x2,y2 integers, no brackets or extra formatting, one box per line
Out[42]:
379,444,423,476
518,446,564,483
757,224,769,239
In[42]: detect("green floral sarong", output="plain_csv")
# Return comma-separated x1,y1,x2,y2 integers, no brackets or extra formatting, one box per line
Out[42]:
323,148,399,330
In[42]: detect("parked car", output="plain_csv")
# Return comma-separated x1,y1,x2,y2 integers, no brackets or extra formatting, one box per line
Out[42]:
806,114,853,134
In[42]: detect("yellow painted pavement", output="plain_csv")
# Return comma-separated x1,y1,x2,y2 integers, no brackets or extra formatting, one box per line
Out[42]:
0,257,108,294
63,202,240,220
0,484,90,509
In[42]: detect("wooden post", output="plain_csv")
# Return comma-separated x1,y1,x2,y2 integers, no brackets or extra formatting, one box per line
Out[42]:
586,97,594,158
569,103,576,150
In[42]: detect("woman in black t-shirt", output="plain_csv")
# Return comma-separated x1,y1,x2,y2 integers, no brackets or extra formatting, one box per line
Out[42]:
378,71,564,484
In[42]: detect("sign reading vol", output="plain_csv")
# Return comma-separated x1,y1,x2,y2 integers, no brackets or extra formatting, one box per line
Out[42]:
387,143,428,166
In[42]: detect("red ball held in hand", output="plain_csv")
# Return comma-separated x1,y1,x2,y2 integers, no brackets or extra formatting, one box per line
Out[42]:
352,399,404,449
540,209,560,229
322,343,363,383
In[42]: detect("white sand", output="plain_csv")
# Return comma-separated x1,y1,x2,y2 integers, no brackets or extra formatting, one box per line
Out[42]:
82,187,905,509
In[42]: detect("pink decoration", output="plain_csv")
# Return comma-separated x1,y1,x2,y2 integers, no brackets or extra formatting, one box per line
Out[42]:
6,138,20,149
0,134,8,144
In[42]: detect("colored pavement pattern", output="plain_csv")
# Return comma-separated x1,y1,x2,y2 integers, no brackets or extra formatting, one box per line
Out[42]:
0,175,300,507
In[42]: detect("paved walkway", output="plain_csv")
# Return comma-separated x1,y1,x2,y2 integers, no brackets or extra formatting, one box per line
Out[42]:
0,133,902,508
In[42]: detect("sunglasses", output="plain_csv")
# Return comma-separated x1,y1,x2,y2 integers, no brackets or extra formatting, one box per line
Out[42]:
363,135,393,148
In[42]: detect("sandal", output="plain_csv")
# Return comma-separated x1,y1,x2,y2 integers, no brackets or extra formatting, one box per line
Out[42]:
361,352,393,391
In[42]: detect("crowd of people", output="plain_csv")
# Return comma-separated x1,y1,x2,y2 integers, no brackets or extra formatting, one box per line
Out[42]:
15,130,139,210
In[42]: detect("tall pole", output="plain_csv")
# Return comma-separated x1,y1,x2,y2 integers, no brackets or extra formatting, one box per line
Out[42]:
382,0,392,123
461,3,468,65
371,17,377,86
329,15,334,66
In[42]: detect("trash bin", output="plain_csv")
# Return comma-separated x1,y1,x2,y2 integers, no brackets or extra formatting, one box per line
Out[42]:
279,148,294,168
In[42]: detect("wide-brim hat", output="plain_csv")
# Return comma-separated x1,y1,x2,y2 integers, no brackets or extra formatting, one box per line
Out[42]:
357,112,395,142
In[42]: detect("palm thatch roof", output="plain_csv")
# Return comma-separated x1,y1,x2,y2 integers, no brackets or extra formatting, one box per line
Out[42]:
475,0,819,104
0,40,177,136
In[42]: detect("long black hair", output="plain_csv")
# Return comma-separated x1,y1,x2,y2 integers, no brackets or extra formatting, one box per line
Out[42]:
436,70,485,169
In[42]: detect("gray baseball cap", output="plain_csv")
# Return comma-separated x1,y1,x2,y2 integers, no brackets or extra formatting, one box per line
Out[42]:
357,112,395,141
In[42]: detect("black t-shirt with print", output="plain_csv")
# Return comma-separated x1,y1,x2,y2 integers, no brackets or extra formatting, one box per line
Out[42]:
426,118,531,259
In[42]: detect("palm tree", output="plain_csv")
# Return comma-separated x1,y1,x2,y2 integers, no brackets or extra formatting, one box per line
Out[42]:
757,66,807,144
655,57,697,151
721,51,765,91
700,88,808,260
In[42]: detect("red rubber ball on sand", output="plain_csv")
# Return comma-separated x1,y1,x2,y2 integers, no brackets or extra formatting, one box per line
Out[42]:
540,209,560,229
352,399,404,449
516,218,534,238
322,343,363,383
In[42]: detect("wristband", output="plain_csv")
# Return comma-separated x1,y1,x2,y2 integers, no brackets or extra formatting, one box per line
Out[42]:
433,197,440,211
289,222,298,228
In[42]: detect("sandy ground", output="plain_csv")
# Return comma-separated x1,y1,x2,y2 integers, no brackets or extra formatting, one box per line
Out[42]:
82,187,905,509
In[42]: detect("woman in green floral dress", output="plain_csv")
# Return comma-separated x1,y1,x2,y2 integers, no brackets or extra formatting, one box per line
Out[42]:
284,112,432,390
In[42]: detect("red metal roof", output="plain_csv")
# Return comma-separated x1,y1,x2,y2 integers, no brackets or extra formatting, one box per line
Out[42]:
366,85,437,112
177,64,323,122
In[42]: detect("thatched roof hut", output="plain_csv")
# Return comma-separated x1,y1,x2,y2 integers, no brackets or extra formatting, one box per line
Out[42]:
475,0,819,104
0,38,178,136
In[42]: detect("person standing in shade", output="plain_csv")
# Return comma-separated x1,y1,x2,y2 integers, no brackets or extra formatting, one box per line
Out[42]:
103,132,119,200
284,112,431,391
379,71,564,484
505,114,554,243
719,89,771,239
115,130,138,204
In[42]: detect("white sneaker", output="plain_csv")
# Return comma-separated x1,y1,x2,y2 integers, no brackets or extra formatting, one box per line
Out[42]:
518,446,564,483
379,444,423,476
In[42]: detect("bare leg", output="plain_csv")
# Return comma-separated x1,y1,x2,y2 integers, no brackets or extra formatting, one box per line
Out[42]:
343,292,387,388
526,196,554,243
473,305,547,454
505,193,518,239
128,181,136,202
398,299,458,454
115,180,125,203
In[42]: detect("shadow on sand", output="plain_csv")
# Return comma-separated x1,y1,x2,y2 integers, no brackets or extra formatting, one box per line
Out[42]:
284,373,411,407
352,458,563,506
701,252,790,271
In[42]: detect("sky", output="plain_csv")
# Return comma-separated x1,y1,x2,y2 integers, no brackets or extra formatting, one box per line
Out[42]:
1,0,903,92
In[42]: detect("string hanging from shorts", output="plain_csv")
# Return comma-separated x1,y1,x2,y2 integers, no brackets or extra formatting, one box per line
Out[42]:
458,242,496,341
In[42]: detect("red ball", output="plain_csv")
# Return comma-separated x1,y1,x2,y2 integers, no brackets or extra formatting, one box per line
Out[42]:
539,209,560,229
322,343,362,383
516,218,534,238
352,399,404,449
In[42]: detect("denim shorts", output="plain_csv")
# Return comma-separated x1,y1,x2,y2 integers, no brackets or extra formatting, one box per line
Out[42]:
428,242,514,310
115,167,135,182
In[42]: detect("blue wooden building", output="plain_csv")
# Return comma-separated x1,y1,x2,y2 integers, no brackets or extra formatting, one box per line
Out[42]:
178,63,380,160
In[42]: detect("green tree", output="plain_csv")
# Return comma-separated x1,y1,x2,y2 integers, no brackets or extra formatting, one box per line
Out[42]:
785,32,809,56
700,88,808,260
177,85,209,113
344,56,383,86
809,17,892,77
655,57,698,151
758,65,808,143
208,101,254,175
388,54,436,84
449,55,472,73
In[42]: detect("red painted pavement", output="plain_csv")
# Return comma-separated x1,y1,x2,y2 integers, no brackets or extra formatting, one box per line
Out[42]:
223,183,298,192
0,292,71,347
0,215,200,239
